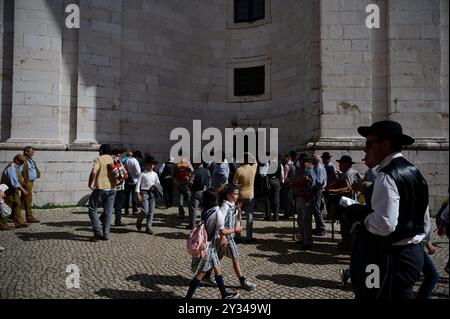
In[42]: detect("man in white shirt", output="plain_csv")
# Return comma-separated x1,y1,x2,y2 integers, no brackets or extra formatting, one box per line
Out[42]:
136,156,160,235
124,152,141,215
354,120,429,299
311,154,327,236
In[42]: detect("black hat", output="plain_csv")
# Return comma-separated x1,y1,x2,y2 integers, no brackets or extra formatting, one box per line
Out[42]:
357,120,415,145
336,155,355,164
133,150,143,158
144,156,158,165
321,152,332,159
298,153,311,161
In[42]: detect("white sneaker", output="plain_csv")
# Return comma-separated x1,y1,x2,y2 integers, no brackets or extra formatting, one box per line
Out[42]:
240,279,256,291
0,246,4,252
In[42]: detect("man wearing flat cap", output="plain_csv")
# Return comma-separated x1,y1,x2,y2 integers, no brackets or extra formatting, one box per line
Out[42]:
351,120,430,299
1,155,29,229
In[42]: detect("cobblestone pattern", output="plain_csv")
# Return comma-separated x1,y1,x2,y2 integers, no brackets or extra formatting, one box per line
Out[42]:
0,206,448,299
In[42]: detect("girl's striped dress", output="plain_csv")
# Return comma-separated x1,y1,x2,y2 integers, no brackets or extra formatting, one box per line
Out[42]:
191,206,223,273
219,201,239,260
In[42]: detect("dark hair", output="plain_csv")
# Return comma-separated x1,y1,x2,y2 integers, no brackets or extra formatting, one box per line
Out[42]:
386,138,402,153
376,134,402,153
133,150,143,159
23,146,34,154
289,150,297,159
219,183,239,203
143,156,158,165
202,188,219,211
99,144,112,155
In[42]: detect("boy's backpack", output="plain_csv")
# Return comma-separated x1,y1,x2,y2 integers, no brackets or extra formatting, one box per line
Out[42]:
187,222,208,257
175,162,191,182
110,158,127,183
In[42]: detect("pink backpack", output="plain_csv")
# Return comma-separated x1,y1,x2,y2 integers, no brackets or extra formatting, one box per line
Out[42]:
187,222,208,257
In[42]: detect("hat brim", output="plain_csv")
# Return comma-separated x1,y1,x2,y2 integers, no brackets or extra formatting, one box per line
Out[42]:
357,127,415,145
336,160,355,164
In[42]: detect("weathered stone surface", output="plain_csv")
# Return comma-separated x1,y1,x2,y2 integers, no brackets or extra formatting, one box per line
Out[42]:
0,206,447,299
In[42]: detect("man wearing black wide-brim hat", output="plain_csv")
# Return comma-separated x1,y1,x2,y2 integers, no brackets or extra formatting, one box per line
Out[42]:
351,120,430,299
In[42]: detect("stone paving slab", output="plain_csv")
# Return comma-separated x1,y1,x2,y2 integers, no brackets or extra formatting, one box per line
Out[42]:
0,207,448,299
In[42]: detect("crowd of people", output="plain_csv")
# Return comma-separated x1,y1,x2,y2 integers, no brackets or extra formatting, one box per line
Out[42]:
0,121,449,300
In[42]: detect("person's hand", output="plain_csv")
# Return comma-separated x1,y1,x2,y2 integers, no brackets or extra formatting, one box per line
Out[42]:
21,189,29,197
427,245,436,255
234,226,242,232
137,193,143,203
220,235,228,247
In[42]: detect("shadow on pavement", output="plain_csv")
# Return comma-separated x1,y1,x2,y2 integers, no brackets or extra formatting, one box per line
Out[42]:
42,221,92,228
154,232,188,240
127,273,191,290
256,274,343,290
247,238,349,265
74,227,141,234
15,231,90,242
96,288,178,299
248,251,349,266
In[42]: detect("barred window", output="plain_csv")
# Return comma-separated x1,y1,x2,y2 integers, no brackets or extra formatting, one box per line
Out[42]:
234,66,265,96
234,0,265,23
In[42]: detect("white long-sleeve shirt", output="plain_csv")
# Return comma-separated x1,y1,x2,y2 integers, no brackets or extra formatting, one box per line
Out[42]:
126,157,141,184
364,152,430,246
135,171,160,193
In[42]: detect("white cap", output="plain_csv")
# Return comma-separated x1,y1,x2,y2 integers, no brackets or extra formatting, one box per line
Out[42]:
0,184,9,192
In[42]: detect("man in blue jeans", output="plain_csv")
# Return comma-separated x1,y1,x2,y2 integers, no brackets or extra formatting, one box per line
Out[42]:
88,144,117,241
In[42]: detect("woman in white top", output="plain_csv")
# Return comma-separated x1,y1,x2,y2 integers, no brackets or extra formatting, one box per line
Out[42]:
136,157,160,234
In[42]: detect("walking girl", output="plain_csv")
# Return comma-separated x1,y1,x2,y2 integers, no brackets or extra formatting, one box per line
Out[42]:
186,188,241,299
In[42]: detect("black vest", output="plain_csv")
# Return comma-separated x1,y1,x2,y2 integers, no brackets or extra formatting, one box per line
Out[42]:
192,167,210,191
161,162,175,179
268,163,282,179
380,157,428,243
287,163,295,181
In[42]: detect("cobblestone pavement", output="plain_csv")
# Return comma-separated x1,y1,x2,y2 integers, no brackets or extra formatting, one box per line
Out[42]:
0,206,448,299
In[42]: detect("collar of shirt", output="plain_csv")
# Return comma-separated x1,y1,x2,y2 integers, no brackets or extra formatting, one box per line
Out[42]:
376,152,403,173
224,200,235,208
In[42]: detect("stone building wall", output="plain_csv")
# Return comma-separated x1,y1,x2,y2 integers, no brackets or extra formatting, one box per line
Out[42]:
0,0,448,208
305,0,449,210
